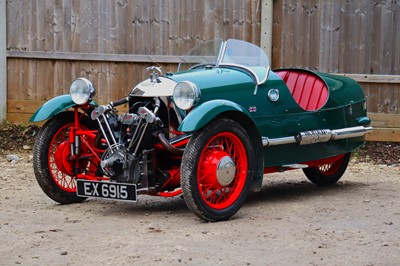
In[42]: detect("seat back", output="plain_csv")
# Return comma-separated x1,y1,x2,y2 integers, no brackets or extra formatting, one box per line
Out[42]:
276,70,328,111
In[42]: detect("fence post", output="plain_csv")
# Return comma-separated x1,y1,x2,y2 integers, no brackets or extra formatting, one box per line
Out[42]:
0,0,6,122
260,0,273,61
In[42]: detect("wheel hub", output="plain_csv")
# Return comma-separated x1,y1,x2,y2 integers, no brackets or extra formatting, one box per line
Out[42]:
216,156,236,186
54,141,75,176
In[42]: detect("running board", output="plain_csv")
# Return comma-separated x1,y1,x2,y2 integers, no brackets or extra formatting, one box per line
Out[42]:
262,126,373,147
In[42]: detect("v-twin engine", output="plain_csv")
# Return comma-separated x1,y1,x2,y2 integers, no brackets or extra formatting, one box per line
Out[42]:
91,97,162,186
100,147,141,183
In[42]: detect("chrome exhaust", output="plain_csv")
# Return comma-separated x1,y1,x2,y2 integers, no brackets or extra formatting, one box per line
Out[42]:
262,126,372,147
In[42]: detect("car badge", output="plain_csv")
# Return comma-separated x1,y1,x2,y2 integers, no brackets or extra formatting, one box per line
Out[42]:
249,106,257,112
146,66,162,83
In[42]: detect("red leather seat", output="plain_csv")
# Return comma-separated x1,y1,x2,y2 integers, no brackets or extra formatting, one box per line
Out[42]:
276,70,328,111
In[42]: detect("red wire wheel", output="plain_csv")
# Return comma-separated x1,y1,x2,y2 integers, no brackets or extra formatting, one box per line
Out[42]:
33,112,99,204
197,132,247,209
48,124,92,192
316,155,346,176
49,124,77,192
303,153,351,186
181,119,254,222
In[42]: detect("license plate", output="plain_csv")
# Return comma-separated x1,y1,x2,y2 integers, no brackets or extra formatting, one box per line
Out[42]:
76,180,137,202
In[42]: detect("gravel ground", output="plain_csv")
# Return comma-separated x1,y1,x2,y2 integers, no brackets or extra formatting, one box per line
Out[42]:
0,150,399,265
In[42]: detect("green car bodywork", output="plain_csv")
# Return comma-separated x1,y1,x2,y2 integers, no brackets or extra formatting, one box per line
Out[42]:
170,67,369,168
30,67,369,172
30,95,98,122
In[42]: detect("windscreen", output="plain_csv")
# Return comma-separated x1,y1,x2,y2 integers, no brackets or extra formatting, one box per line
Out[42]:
178,39,270,84
177,39,223,71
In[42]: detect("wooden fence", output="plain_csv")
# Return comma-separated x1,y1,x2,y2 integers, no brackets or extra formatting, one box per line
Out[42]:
272,0,400,141
4,0,400,142
5,0,262,121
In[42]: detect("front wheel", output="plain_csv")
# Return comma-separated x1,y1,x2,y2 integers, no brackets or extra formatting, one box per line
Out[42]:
33,111,98,204
303,153,351,186
180,119,255,222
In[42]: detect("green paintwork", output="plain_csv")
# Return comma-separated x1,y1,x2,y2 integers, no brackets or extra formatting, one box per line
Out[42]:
170,66,369,168
29,94,98,122
318,72,366,107
178,99,253,132
356,116,371,126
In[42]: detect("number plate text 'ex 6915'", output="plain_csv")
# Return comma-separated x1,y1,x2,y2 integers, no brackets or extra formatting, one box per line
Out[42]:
76,180,137,202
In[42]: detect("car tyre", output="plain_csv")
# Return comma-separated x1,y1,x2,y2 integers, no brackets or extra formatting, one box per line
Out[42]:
181,118,254,222
33,112,96,204
303,153,351,186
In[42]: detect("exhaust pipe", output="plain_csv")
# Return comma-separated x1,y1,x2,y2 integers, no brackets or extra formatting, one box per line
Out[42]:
157,132,184,155
263,126,372,147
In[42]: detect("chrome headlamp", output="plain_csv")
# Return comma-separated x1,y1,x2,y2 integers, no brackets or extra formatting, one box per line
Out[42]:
70,78,95,105
172,81,201,110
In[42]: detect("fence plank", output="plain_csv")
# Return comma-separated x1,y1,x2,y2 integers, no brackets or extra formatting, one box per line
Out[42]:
369,113,400,128
7,50,185,63
8,100,46,114
366,128,400,142
7,113,38,125
336,74,400,84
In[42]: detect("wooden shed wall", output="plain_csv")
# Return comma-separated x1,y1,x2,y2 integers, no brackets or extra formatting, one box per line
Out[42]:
5,0,400,142
7,0,261,55
6,0,262,122
272,0,400,141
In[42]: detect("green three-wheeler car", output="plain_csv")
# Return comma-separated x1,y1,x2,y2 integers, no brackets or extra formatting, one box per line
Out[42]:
31,39,372,221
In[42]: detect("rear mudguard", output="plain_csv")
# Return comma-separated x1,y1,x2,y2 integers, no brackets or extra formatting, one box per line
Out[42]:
30,94,98,122
178,99,264,191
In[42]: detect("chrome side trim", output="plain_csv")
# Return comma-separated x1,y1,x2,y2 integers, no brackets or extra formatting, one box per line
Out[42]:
262,136,296,147
262,126,373,147
281,164,308,169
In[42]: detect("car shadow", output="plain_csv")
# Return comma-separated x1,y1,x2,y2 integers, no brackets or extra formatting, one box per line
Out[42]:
246,179,368,205
79,179,368,220
88,194,190,217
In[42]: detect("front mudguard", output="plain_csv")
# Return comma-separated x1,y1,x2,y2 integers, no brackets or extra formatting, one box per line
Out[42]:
178,99,252,133
30,94,98,122
178,99,264,191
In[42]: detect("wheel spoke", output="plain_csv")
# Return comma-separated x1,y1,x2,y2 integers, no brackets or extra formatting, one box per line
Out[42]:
197,132,247,209
47,123,100,192
318,158,343,176
181,119,254,221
